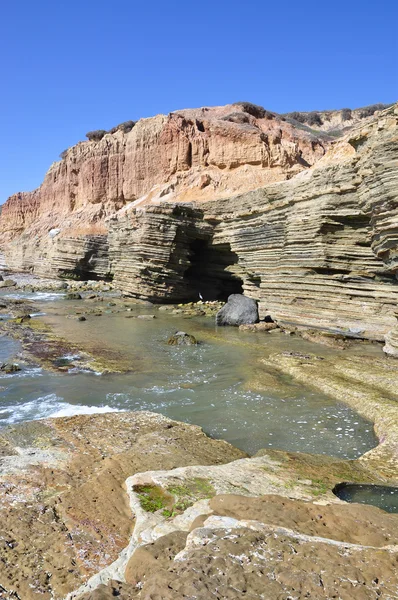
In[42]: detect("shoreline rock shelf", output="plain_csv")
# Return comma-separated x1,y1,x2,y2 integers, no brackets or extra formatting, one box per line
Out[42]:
0,290,397,598
0,411,396,600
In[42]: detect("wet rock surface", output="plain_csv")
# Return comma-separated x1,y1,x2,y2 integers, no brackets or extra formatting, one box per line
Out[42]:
239,321,278,332
0,279,16,288
76,449,398,600
0,412,245,599
0,301,397,599
0,362,21,373
167,331,198,345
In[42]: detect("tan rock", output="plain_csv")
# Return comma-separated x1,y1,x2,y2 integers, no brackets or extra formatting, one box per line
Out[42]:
2,104,398,351
0,412,245,599
0,104,326,278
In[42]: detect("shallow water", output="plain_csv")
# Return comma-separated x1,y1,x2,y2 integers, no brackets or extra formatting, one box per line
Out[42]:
334,484,398,513
0,292,379,457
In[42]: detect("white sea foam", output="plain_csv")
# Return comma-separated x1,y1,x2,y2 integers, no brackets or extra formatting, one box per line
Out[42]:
0,393,122,427
67,367,102,376
49,405,122,417
4,292,64,302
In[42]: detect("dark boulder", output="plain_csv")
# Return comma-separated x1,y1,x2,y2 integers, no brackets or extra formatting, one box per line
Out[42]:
216,294,259,326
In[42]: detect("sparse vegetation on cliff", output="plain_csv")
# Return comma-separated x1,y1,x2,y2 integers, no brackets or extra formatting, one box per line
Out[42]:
85,120,136,142
358,103,392,118
284,103,393,129
109,120,135,134
86,129,108,141
341,108,352,121
287,111,323,126
306,112,323,126
233,101,275,120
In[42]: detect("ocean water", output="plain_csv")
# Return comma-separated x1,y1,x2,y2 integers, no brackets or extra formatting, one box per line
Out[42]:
0,292,379,457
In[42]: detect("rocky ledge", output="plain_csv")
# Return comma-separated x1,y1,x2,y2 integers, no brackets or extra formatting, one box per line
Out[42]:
0,412,244,599
0,408,396,600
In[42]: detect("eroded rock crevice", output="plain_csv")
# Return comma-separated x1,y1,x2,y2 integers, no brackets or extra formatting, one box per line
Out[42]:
184,239,243,301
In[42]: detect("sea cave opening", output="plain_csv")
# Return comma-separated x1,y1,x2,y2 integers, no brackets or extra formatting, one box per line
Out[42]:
184,239,243,302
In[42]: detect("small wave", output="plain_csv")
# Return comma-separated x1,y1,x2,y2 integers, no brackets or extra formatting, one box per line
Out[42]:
4,292,65,302
49,405,123,418
0,367,43,380
0,393,63,425
67,367,102,376
0,393,122,427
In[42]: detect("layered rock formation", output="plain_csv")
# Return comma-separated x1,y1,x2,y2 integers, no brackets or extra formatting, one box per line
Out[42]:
107,104,398,347
0,103,326,276
1,103,398,350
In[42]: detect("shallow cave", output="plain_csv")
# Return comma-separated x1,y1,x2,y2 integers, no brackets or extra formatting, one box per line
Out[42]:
183,239,243,301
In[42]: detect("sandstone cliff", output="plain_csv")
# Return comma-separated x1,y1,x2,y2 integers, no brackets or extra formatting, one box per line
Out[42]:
1,102,398,350
0,103,326,266
108,104,398,349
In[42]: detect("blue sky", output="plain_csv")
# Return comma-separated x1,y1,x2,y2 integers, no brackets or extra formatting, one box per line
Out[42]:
0,0,397,203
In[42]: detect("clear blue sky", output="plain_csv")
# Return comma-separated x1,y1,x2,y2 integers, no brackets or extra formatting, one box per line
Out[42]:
0,0,397,203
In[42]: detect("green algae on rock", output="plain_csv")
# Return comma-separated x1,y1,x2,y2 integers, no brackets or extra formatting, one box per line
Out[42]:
76,442,398,600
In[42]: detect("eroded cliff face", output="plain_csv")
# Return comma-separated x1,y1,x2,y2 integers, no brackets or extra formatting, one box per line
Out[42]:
106,105,398,343
1,103,398,348
0,104,326,270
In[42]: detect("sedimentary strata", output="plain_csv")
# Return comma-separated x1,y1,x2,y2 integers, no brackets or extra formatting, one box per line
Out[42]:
1,104,398,351
0,103,325,276
108,104,398,353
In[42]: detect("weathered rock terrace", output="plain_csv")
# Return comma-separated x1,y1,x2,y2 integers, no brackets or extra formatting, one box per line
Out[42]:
0,411,396,600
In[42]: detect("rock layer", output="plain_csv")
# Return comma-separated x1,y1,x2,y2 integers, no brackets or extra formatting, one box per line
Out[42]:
1,104,398,350
0,104,326,278
75,448,398,600
107,105,398,347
